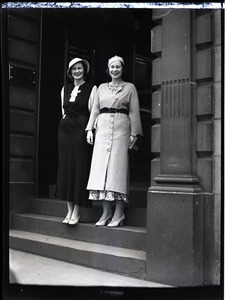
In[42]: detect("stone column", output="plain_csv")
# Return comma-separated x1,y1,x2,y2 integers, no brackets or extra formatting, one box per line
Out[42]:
155,78,201,192
147,9,204,286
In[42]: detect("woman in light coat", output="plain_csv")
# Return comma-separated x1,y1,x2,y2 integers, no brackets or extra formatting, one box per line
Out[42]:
86,55,143,227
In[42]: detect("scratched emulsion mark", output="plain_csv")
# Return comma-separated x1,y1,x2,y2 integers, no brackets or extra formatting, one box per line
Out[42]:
2,2,223,9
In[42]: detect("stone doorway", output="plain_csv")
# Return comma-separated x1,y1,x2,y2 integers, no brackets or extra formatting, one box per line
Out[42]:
37,8,155,208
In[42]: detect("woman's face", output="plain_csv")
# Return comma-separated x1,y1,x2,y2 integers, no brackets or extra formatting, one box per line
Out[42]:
70,62,84,80
109,61,123,80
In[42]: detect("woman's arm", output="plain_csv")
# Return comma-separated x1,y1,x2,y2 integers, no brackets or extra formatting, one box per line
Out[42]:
85,87,100,131
86,85,97,145
86,86,100,145
88,85,97,112
129,84,143,137
61,87,65,118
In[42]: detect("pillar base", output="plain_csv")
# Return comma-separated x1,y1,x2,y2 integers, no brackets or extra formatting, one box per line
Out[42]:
146,190,203,286
150,174,202,193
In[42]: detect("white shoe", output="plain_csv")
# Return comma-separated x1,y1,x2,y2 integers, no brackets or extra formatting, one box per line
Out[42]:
68,215,80,225
62,217,71,224
107,214,125,228
95,215,112,226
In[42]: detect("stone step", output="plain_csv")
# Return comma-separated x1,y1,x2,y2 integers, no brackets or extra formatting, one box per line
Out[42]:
31,198,147,227
11,213,147,251
9,229,146,280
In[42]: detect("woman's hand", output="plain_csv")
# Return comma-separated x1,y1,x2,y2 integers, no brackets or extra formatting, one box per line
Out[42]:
129,135,135,146
86,130,94,145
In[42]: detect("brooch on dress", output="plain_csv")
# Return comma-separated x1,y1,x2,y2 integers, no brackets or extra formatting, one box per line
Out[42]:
69,86,81,102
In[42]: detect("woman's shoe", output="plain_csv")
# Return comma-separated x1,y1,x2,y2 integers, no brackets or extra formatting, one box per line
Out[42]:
68,215,80,225
107,214,125,228
62,217,71,224
95,215,112,226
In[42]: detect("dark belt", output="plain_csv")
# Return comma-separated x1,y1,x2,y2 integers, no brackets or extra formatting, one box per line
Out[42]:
100,107,129,115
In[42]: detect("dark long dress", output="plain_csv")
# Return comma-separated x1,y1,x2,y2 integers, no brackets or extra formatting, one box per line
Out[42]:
55,82,94,207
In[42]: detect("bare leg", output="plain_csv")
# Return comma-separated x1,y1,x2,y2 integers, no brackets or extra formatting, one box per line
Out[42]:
65,201,73,218
70,204,80,220
62,201,74,223
68,204,81,225
100,200,112,220
111,200,124,222
95,200,112,226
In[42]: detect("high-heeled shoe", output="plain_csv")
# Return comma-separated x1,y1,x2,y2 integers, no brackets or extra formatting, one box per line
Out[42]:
95,215,112,226
62,217,71,224
107,214,125,228
68,215,80,225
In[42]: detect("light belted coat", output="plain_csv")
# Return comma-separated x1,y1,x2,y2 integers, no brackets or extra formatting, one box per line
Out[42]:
86,82,143,195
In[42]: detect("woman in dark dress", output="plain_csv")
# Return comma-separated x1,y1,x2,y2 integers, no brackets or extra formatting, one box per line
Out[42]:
56,57,97,225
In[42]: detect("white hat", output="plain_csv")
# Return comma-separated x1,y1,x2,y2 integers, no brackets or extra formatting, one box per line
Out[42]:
108,55,124,68
67,57,90,78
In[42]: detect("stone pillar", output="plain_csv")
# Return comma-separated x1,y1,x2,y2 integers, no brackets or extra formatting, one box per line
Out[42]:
155,78,201,192
147,9,204,286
